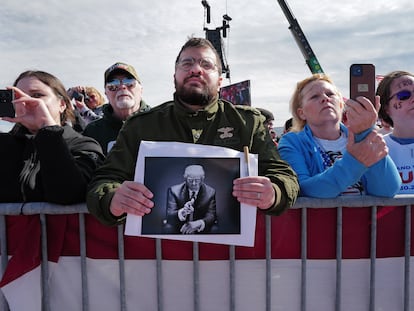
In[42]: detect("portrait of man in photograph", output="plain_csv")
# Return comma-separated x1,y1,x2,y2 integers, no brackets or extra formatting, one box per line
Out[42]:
140,156,240,236
164,164,217,234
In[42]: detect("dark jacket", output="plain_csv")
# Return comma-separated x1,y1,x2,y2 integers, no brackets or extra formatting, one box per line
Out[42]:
0,124,105,204
166,182,217,233
83,101,150,154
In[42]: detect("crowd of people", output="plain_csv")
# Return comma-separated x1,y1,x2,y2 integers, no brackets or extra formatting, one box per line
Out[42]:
0,36,411,228
0,36,412,308
0,36,411,224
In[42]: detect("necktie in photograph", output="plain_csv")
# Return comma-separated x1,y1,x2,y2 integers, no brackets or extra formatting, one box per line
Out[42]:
189,191,195,221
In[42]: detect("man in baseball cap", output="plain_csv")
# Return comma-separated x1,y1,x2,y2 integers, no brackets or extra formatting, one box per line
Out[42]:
83,62,150,154
104,62,141,84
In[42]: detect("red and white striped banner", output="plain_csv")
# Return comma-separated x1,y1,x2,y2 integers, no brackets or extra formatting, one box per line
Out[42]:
1,206,413,310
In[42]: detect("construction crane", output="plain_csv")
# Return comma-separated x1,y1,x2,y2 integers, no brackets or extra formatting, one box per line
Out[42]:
277,0,324,74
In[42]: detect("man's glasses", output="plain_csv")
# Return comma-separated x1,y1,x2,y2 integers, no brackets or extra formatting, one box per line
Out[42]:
389,90,413,101
176,57,217,72
106,78,137,92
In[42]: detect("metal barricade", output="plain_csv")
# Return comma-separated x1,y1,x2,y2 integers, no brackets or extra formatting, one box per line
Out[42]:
0,195,413,311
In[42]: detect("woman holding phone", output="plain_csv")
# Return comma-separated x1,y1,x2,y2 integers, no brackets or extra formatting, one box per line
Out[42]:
0,70,105,203
278,73,400,198
0,70,105,307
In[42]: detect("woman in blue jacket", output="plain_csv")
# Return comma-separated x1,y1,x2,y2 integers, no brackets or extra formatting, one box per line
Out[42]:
278,74,400,198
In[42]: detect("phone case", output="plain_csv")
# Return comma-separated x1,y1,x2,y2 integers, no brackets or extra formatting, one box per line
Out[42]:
0,89,15,118
350,64,376,104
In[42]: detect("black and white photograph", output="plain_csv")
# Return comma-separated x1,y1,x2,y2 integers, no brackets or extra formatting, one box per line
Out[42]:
141,157,240,235
125,141,258,246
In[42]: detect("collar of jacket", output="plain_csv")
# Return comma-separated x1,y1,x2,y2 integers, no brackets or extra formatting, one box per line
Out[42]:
304,122,348,139
173,93,219,119
10,123,66,138
102,100,151,124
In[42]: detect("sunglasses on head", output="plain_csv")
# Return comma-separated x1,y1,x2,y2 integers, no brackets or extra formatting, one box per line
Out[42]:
390,90,413,101
106,78,137,92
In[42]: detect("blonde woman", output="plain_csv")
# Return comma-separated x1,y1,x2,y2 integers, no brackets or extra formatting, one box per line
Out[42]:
278,74,400,198
68,86,105,124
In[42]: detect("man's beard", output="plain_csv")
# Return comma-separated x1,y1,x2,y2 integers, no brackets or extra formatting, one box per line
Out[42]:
115,98,136,109
175,80,215,107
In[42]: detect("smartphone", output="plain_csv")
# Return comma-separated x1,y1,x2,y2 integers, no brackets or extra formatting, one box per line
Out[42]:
350,64,376,104
0,89,15,117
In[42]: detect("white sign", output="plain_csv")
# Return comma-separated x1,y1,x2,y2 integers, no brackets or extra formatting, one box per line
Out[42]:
125,141,258,246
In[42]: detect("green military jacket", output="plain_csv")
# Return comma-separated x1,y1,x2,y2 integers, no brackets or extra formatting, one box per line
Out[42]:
87,96,299,226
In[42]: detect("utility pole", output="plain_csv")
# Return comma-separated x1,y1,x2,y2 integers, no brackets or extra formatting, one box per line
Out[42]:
277,0,324,74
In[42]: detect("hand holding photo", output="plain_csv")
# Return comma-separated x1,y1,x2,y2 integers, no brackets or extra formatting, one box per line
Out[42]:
125,141,258,246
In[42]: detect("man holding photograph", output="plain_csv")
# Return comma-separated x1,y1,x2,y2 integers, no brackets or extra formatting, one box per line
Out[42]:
87,37,299,226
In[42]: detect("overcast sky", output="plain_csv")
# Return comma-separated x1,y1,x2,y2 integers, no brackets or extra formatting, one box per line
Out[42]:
1,0,413,131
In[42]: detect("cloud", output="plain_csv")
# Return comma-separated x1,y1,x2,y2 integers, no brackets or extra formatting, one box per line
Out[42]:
0,0,413,128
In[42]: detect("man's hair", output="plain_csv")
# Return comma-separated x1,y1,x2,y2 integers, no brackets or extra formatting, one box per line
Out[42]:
175,37,222,74
284,117,293,133
184,165,205,179
289,73,343,132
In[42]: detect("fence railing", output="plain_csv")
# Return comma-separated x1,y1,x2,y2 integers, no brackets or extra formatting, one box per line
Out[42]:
1,194,413,311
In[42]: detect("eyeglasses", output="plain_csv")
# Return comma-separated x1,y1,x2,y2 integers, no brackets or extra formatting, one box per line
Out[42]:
106,78,137,92
176,57,217,72
389,90,413,101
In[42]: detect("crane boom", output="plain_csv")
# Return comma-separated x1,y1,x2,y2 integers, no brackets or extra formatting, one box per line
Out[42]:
277,0,324,74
